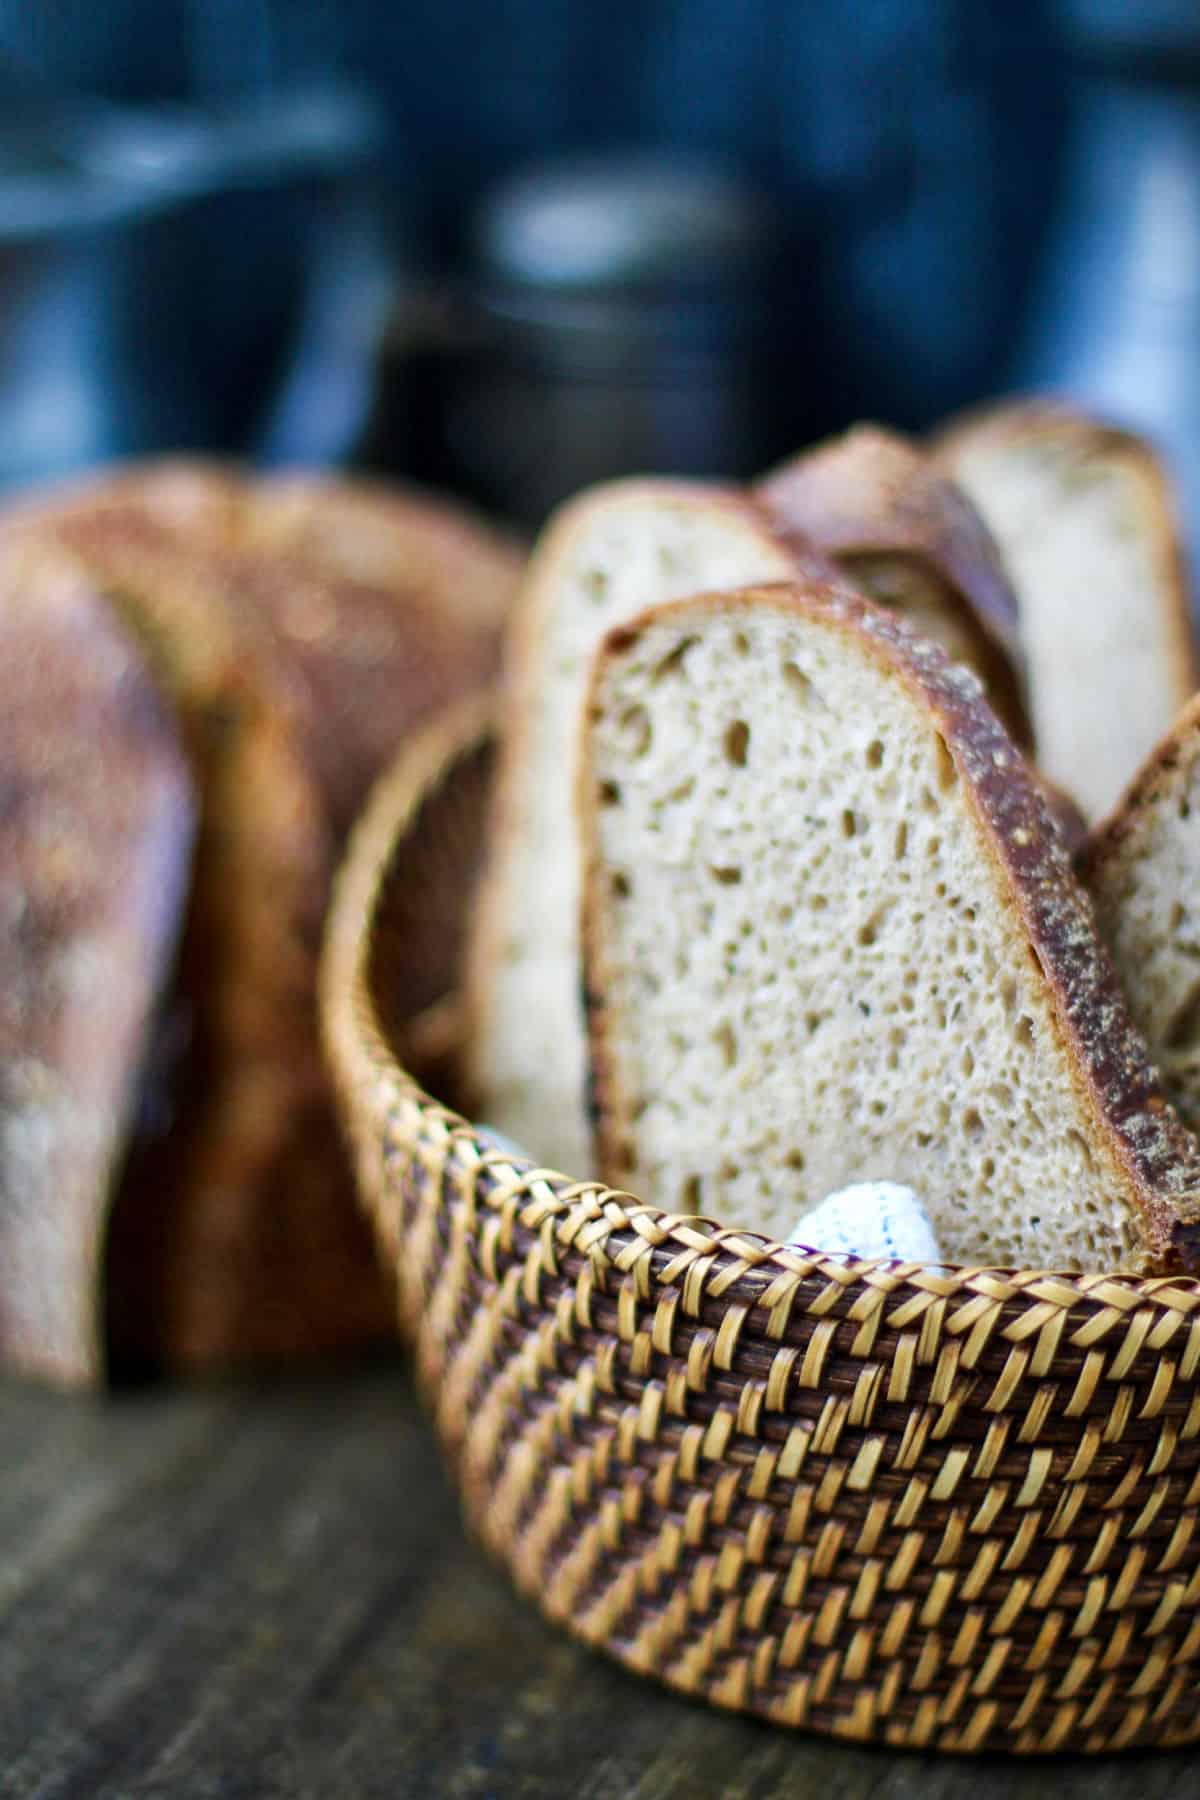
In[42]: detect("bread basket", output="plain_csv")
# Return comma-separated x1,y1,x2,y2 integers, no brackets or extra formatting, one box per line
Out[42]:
322,698,1200,1756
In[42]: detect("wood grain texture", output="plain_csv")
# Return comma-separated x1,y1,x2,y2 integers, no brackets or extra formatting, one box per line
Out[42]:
0,1365,1196,1799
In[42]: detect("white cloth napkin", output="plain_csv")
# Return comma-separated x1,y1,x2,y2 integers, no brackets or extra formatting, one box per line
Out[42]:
786,1180,942,1263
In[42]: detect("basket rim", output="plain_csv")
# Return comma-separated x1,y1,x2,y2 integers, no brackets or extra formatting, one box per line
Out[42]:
321,699,1200,1325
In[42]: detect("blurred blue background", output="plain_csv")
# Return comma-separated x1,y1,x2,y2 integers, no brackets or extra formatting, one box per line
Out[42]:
1,0,1198,530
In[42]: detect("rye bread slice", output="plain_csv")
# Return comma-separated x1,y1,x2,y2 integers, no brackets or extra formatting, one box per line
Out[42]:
758,423,1030,744
462,480,813,1177
0,544,194,1385
581,578,1200,1273
934,399,1198,822
1079,693,1200,1137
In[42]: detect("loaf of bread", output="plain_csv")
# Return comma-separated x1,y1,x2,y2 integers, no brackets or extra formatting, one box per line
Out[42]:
758,423,1030,743
934,401,1198,821
2,461,521,1377
463,481,809,1176
1080,694,1200,1138
580,579,1200,1272
0,544,194,1385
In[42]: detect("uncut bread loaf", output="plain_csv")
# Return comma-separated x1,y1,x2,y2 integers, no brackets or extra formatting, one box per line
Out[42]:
580,579,1200,1273
934,400,1198,822
758,423,1030,744
0,544,194,1386
463,481,815,1177
1079,694,1200,1136
3,461,519,1376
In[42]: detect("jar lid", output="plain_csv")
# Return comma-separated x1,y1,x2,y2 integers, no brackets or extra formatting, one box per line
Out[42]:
472,153,781,297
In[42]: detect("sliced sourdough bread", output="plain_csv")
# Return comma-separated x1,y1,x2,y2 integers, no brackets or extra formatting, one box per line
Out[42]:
758,423,1030,744
580,579,1200,1273
0,544,194,1385
1079,693,1200,1135
2,461,519,1374
934,400,1198,822
464,482,811,1176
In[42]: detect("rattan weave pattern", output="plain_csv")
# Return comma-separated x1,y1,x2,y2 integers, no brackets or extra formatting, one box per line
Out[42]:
322,705,1200,1755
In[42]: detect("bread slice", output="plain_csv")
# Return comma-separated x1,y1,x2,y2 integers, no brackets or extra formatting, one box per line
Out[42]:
580,579,1200,1273
934,400,1198,822
758,423,1030,744
0,544,194,1385
463,481,813,1177
4,462,519,1374
1079,693,1200,1137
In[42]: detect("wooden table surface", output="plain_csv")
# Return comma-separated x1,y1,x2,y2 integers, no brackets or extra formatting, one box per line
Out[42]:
2,1360,1198,1799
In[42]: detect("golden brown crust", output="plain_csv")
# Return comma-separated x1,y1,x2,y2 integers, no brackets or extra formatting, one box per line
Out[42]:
933,397,1200,704
243,470,525,632
580,578,1200,1272
1,462,518,1375
757,424,1030,742
0,544,194,1386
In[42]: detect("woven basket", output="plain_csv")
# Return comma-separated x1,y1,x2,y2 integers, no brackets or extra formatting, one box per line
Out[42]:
323,699,1200,1756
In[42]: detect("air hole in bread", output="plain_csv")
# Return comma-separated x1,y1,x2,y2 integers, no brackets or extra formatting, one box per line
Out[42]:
680,1173,702,1210
782,659,822,706
724,719,750,766
584,567,609,601
611,870,632,899
1170,901,1187,933
710,865,742,885
618,704,652,758
963,1106,984,1138
599,779,622,806
785,1148,806,1171
1015,1014,1035,1050
734,632,751,656
962,1046,975,1077
893,821,908,860
934,732,957,791
1067,1128,1095,1172
841,808,857,839
652,636,699,682
866,739,885,769
858,908,888,947
714,1021,737,1067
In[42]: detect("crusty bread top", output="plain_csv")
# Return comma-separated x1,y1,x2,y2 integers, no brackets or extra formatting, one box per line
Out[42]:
4,462,521,845
582,578,1200,1272
758,424,1022,659
933,398,1198,797
0,542,194,1384
244,470,524,633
